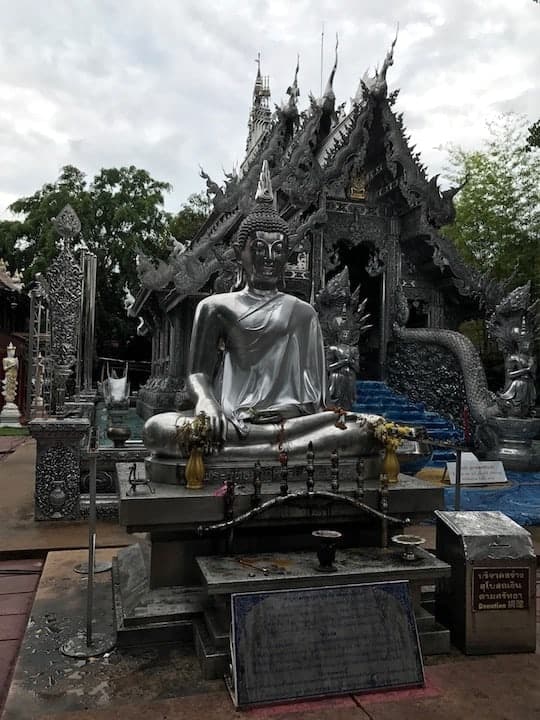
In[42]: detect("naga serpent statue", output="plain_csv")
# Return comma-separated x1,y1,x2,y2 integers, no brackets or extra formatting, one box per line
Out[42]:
392,283,539,463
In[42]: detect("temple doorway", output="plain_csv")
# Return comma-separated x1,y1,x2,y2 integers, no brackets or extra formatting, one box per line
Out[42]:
333,240,383,380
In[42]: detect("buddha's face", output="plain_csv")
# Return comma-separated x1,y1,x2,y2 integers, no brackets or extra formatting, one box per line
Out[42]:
240,231,288,290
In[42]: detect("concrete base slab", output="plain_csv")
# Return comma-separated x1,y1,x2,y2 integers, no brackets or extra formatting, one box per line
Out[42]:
112,544,205,647
3,549,540,719
193,619,229,681
2,548,221,720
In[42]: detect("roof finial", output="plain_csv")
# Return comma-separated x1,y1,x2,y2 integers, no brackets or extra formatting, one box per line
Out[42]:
255,160,274,203
355,25,398,101
380,23,398,80
321,34,338,100
285,54,300,107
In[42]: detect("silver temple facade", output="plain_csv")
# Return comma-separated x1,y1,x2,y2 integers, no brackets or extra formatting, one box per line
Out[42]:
129,39,536,456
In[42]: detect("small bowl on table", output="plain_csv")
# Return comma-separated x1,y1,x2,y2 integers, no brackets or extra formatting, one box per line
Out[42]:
391,534,425,562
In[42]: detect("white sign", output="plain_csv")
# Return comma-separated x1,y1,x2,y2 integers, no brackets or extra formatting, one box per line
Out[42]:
397,439,418,454
446,452,507,485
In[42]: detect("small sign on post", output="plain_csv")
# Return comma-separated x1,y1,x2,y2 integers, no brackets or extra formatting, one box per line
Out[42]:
446,453,507,485
228,581,424,708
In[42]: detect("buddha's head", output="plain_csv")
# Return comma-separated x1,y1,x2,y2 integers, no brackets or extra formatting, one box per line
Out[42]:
234,161,290,291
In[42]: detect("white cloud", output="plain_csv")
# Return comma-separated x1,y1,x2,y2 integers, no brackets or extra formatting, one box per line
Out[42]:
0,0,539,217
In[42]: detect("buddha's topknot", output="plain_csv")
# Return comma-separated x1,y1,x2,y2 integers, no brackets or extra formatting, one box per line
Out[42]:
236,160,290,249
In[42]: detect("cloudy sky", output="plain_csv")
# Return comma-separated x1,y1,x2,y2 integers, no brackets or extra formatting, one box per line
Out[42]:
0,0,539,218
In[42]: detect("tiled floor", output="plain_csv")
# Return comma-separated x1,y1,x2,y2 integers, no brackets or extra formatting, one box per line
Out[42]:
0,558,43,718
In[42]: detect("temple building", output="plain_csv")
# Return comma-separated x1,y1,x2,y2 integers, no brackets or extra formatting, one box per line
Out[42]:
132,40,482,421
0,259,28,417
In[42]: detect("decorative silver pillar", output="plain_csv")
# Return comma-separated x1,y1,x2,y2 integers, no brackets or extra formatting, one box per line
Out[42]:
81,251,97,393
29,417,90,520
26,282,51,419
46,205,83,415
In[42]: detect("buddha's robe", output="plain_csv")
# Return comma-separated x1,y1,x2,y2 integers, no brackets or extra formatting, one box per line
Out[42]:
189,288,326,435
144,288,379,459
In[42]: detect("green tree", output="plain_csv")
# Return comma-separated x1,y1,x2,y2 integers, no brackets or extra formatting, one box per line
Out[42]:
169,192,211,245
526,118,540,151
0,164,173,359
442,114,540,294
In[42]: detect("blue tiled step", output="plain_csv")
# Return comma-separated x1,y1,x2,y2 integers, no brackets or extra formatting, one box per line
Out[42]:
355,380,464,469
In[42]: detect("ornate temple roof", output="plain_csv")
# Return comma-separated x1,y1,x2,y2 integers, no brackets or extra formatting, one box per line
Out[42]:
136,36,481,313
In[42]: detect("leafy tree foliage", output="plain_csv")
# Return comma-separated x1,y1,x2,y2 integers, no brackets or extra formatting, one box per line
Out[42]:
0,166,211,363
526,118,540,151
442,114,540,295
169,192,211,245
0,165,176,360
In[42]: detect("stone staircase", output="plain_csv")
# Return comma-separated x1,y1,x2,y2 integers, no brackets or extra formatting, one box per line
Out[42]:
353,380,464,470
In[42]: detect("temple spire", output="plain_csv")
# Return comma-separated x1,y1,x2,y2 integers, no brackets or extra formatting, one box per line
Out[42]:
245,52,272,159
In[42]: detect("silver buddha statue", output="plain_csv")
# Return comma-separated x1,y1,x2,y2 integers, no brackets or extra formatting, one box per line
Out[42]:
143,161,381,463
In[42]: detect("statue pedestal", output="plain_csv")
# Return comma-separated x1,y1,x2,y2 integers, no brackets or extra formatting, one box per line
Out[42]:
0,401,21,428
486,417,540,472
146,453,382,486
29,418,90,520
113,463,445,647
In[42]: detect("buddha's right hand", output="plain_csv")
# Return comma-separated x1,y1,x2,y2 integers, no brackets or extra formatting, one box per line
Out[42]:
195,398,227,445
187,372,227,444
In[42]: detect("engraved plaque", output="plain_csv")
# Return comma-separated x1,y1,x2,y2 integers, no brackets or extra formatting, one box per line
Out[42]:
229,581,424,708
446,453,507,485
472,567,530,612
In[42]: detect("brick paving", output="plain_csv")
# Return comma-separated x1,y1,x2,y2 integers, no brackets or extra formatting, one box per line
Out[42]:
0,438,27,461
0,558,43,718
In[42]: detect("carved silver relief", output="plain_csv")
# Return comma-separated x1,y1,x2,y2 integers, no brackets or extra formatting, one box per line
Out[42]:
366,247,388,276
432,246,450,272
35,443,80,519
53,204,81,246
46,205,83,413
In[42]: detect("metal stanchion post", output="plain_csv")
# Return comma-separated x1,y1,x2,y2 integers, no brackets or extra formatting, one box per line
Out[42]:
74,423,112,575
61,430,115,658
454,448,462,512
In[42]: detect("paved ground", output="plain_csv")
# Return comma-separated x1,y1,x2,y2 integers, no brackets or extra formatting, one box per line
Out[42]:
1,442,540,718
0,558,43,718
0,548,539,720
0,440,132,554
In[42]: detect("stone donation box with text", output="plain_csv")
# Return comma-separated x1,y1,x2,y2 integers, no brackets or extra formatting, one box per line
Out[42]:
435,510,536,654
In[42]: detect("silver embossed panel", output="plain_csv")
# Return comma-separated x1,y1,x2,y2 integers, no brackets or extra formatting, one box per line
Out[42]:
229,580,424,707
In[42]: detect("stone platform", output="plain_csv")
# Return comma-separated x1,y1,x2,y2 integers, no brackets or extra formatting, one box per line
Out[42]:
145,453,384,485
117,463,444,587
113,543,206,647
118,463,444,533
197,546,450,595
114,464,446,649
193,546,452,678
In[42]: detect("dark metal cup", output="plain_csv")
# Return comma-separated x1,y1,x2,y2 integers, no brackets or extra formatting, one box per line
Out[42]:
312,529,342,572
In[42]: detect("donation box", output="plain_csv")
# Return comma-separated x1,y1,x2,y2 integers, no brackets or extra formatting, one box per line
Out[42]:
435,510,536,654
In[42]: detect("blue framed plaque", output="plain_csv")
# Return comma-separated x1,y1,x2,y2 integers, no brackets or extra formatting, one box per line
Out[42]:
229,580,424,708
